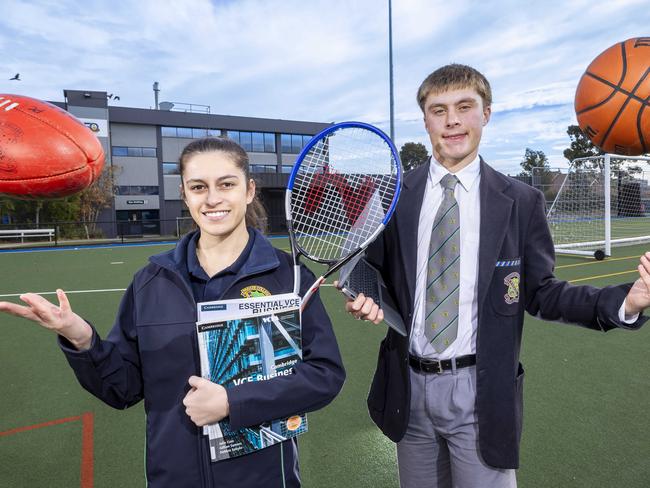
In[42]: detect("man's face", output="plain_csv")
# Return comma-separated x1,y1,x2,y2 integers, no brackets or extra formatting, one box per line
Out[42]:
423,87,491,171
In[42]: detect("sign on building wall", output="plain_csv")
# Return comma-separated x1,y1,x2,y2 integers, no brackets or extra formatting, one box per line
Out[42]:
79,118,108,138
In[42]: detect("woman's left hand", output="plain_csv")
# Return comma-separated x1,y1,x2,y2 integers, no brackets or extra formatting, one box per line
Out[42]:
183,376,230,426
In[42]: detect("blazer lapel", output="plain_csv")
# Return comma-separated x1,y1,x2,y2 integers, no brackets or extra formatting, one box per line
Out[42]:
477,159,513,311
396,160,430,320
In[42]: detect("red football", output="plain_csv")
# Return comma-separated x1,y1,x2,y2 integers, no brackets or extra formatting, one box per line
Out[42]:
0,94,105,199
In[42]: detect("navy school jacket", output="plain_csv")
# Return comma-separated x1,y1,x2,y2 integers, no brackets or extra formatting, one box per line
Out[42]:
59,229,345,487
365,159,647,469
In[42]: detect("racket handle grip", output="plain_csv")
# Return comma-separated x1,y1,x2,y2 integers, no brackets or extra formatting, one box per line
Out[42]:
292,264,301,296
300,276,325,313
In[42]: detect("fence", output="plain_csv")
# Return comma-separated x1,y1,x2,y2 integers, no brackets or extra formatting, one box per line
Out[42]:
0,218,187,248
0,215,289,249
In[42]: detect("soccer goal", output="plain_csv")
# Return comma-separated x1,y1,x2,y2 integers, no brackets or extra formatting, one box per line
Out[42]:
532,154,650,259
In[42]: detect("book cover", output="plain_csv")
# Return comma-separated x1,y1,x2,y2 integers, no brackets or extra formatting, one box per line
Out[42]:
196,294,308,461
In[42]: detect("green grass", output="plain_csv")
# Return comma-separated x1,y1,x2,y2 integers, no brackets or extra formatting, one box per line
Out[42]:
549,215,650,245
0,241,648,487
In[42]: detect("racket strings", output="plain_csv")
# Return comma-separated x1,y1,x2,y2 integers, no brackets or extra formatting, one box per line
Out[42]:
290,127,398,262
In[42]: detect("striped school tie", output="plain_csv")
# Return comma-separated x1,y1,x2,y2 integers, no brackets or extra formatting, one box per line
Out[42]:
425,173,460,352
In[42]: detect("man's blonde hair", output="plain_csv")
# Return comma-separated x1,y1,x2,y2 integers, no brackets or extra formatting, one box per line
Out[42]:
417,64,492,112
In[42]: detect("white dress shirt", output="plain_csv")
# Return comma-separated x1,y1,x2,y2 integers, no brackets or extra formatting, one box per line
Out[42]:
409,157,637,360
410,156,481,360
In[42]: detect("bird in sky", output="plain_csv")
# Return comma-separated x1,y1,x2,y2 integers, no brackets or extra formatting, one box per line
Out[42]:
113,95,121,101
9,73,20,81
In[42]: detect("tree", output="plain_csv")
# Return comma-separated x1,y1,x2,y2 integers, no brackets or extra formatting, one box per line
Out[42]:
0,194,81,228
0,197,16,224
399,142,429,171
78,165,118,239
0,198,39,224
0,165,117,239
563,125,602,168
518,148,560,202
563,124,645,174
519,148,549,176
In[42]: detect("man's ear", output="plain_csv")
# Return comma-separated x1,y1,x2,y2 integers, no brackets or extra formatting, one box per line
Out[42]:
483,105,492,126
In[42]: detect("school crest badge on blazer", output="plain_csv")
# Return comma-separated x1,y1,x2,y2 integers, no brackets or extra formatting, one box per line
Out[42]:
240,285,271,298
504,272,520,304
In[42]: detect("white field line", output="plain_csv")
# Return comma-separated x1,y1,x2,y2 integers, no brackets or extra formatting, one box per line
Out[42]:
0,284,335,299
0,288,127,298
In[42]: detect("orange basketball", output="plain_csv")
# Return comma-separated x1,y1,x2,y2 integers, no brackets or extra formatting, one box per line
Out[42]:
574,37,650,156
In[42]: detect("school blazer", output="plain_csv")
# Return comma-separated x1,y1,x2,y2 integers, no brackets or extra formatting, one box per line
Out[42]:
365,158,647,469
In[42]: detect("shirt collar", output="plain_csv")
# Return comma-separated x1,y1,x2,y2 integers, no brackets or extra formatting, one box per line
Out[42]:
428,155,481,193
187,227,256,281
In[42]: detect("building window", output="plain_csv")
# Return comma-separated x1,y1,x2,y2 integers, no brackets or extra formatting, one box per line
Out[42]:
280,134,311,154
163,162,180,175
239,132,252,151
291,134,304,153
264,133,276,152
227,131,276,153
252,132,264,152
250,164,277,173
176,127,193,138
281,134,292,153
116,210,160,236
116,185,159,195
163,126,221,138
112,146,157,158
281,165,294,173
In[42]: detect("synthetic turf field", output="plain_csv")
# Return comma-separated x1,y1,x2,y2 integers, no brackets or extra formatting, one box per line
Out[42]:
0,239,648,487
548,216,650,244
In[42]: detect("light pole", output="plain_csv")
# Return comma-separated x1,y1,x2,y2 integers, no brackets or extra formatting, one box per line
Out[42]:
388,0,395,142
153,82,160,110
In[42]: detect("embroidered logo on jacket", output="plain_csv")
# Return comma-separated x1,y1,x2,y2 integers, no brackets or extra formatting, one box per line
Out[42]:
241,285,271,298
504,272,520,304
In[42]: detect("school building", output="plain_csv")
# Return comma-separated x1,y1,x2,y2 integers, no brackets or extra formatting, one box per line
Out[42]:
57,89,331,236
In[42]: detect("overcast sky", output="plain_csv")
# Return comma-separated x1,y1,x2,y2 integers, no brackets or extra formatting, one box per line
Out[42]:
1,0,648,174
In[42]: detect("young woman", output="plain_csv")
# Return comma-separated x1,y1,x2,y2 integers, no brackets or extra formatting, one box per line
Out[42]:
0,137,346,487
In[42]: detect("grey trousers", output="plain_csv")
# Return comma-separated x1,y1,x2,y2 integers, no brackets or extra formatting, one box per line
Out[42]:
396,364,517,488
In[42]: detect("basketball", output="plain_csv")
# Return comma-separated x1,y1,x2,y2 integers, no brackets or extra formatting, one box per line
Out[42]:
0,94,105,199
574,37,650,156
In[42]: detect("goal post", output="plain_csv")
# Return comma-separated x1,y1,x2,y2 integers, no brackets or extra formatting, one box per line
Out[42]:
533,154,650,259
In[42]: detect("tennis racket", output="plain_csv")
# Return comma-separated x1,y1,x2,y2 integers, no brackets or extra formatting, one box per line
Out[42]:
285,121,402,311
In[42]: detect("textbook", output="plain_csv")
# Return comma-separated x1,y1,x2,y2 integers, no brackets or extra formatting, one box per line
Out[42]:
196,293,308,462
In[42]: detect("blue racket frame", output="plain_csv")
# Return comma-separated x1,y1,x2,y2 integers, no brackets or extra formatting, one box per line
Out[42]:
284,121,402,306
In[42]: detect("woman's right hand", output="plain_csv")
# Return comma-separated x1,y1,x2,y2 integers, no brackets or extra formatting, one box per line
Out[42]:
0,289,93,350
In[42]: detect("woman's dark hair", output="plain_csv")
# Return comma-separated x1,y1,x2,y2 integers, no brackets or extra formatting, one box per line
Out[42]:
179,137,267,233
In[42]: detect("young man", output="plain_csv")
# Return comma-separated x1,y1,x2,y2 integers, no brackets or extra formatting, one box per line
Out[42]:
345,64,650,487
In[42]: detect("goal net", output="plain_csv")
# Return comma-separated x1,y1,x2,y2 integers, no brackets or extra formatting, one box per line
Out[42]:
532,154,650,259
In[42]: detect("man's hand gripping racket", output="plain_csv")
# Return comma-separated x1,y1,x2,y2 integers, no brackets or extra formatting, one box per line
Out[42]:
285,122,402,312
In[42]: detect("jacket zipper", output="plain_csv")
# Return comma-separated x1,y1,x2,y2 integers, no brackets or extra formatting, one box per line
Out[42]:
162,260,280,488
